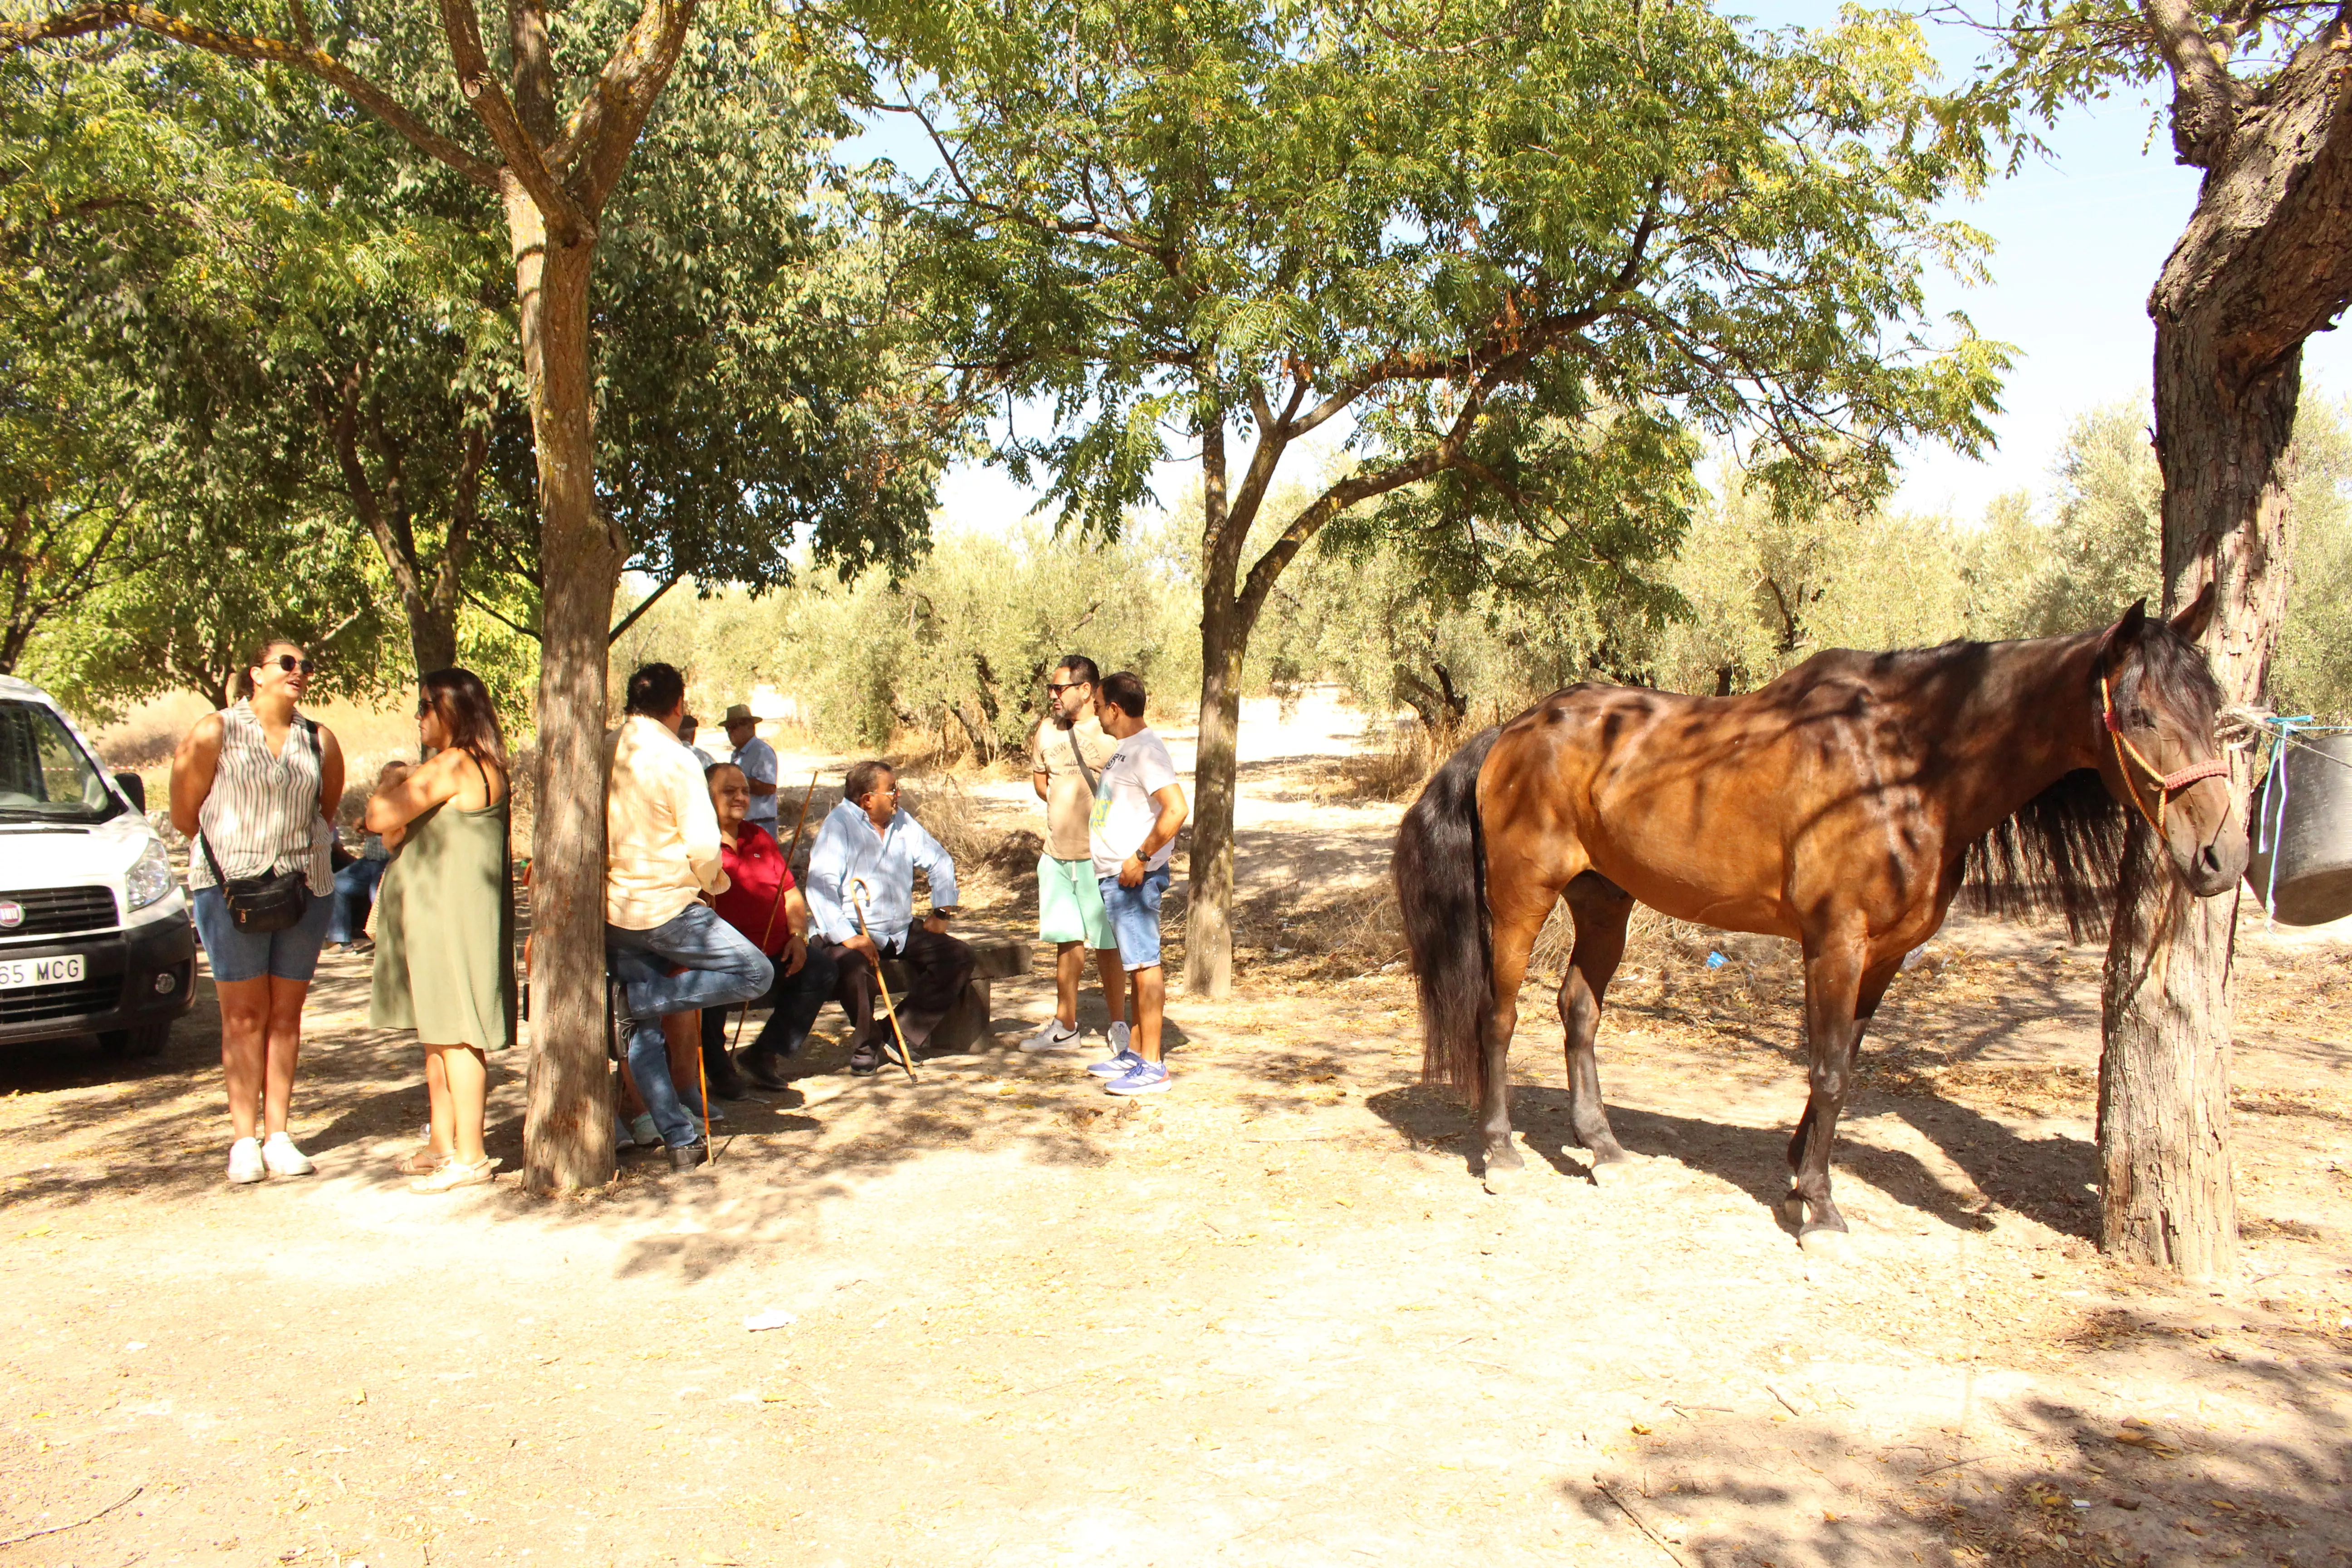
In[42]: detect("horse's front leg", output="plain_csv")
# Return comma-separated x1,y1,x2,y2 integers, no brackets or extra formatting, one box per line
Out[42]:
1784,935,1889,1250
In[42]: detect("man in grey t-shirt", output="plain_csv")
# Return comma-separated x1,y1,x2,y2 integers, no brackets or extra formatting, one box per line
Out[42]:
1021,656,1126,1054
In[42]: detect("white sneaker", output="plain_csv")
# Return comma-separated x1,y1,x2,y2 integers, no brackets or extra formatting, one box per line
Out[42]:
1021,1018,1083,1053
630,1113,659,1147
226,1137,265,1184
261,1133,315,1176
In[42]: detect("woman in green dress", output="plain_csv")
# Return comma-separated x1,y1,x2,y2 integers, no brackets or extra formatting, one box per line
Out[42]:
366,667,517,1193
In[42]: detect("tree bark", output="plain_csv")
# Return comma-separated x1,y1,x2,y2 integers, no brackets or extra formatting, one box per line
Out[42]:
1186,601,1244,997
2098,0,2352,1277
507,189,624,1194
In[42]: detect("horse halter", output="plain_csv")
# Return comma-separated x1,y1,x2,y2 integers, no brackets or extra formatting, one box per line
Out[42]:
2101,669,2230,836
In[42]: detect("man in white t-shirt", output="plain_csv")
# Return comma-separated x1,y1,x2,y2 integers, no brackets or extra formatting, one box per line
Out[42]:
1086,670,1188,1095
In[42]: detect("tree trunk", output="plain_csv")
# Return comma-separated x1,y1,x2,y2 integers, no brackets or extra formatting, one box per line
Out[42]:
1185,600,1244,998
407,599,460,681
505,191,624,1194
2097,7,2352,1272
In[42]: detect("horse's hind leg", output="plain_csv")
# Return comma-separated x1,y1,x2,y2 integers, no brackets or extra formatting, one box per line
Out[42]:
1477,871,1561,1192
1558,874,1634,1168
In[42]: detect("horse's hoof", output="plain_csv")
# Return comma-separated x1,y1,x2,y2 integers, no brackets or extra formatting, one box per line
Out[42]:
1798,1226,1855,1263
1481,1154,1523,1194
1588,1152,1644,1189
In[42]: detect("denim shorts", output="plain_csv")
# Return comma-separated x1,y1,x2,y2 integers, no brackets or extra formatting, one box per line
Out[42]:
1098,865,1172,971
192,883,334,984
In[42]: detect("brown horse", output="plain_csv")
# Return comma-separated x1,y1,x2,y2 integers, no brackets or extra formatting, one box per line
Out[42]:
1394,594,2248,1251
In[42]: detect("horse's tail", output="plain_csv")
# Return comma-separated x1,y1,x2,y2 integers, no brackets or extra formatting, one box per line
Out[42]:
1396,726,1500,1104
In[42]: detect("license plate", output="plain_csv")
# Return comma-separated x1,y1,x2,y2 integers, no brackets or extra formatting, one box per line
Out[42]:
0,954,84,990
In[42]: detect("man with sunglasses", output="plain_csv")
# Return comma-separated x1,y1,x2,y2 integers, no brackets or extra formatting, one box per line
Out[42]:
802,760,973,1075
1020,656,1126,1055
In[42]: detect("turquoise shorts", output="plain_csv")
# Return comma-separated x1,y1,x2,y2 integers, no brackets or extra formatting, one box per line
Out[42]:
1038,854,1115,949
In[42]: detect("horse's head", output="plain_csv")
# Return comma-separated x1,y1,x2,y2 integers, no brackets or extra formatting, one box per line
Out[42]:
2094,588,2248,897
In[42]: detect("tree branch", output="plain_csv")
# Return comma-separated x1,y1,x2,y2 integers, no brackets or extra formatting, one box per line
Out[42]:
539,0,697,213
2144,0,2248,165
435,0,593,240
0,4,502,190
605,569,683,643
465,588,540,641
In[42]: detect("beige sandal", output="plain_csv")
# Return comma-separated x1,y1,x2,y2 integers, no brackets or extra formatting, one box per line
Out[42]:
398,1147,444,1176
407,1155,501,1194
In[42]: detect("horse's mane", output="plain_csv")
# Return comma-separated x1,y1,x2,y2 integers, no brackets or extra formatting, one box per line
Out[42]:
1961,768,2125,942
1956,616,2220,942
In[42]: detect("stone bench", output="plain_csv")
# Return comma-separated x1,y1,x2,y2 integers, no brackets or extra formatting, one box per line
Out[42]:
881,937,1031,1054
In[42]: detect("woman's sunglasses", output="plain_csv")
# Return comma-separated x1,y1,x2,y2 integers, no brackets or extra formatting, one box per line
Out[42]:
267,655,315,675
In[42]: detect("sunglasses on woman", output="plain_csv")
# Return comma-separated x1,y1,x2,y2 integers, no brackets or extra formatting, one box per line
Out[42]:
268,655,315,675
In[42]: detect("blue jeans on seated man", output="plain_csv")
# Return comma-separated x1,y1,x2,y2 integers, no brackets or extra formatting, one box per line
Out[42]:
606,902,770,1148
327,856,387,945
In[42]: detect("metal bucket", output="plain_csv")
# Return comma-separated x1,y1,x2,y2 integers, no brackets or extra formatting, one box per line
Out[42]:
2245,732,2352,926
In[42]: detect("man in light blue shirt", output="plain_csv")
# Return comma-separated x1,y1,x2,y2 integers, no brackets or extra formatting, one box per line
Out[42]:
722,704,779,833
804,760,973,1074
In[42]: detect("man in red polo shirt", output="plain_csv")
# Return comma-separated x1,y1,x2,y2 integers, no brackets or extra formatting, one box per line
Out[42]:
701,761,839,1092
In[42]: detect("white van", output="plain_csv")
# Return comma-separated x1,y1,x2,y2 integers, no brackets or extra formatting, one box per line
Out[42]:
0,674,195,1058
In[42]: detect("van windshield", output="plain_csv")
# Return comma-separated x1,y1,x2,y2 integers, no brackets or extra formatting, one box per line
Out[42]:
0,700,121,824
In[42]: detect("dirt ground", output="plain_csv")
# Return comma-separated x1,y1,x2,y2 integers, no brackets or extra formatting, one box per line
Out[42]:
5,692,2349,1568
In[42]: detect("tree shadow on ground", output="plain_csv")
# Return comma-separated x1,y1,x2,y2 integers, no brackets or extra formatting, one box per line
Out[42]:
1563,1324,2352,1565
0,950,1171,1244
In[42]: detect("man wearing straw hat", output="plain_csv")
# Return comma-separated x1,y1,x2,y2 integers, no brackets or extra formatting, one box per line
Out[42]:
722,702,780,837
803,760,974,1076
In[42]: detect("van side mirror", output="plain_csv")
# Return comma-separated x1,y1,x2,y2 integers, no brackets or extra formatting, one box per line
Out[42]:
115,772,147,813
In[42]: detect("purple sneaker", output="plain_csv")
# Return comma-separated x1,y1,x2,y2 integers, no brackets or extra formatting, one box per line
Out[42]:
1104,1059,1171,1096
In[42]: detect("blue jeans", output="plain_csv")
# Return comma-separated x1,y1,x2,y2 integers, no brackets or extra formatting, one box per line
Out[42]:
193,884,334,984
1099,866,1172,971
328,857,387,944
606,902,770,1148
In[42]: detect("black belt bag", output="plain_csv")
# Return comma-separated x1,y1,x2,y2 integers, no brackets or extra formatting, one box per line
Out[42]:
203,856,312,933
199,717,322,935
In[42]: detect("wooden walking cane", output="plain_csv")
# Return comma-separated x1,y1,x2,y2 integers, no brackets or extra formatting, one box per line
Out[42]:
848,877,919,1082
731,771,821,1051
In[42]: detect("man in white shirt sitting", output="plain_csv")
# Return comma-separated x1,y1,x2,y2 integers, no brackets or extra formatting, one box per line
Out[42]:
802,760,974,1076
603,664,771,1168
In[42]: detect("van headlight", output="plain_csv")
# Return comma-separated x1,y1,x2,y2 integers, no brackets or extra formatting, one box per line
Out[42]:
126,839,177,911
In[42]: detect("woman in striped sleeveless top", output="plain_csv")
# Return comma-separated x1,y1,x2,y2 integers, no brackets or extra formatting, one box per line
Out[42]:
169,639,346,1186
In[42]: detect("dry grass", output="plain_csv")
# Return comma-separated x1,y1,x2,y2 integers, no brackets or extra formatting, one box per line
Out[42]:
1225,867,1748,990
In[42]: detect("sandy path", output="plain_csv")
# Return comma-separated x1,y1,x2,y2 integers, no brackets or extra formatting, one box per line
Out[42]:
2,694,2348,1568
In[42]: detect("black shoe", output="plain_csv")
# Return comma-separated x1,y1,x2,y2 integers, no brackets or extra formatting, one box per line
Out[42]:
848,1037,883,1076
668,1139,709,1171
739,1050,791,1092
704,1058,751,1102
